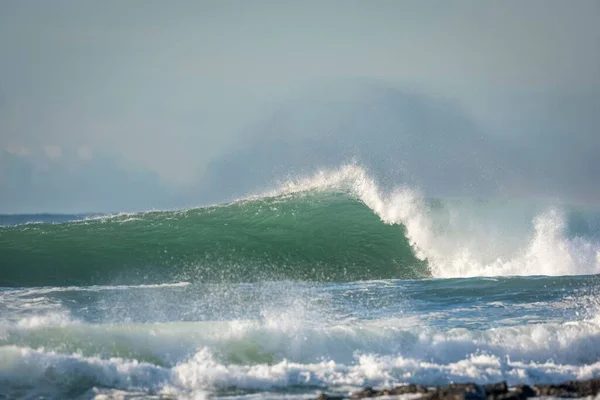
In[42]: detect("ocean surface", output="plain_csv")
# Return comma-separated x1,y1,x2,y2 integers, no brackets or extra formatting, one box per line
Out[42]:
2,165,600,399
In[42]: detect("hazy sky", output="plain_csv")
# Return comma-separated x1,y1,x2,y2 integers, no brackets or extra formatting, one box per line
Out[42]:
1,1,599,212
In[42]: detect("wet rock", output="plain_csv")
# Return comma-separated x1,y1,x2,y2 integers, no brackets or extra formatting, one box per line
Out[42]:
534,383,573,398
535,378,600,398
350,387,378,398
486,384,535,400
422,383,486,400
317,393,344,400
350,383,430,398
337,377,600,400
389,384,430,395
483,381,508,397
570,378,600,397
514,384,536,398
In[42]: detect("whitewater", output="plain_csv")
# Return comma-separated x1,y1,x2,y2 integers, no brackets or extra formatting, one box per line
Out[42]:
1,165,600,399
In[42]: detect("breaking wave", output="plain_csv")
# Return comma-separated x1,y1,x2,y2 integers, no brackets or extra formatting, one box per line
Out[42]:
2,165,600,287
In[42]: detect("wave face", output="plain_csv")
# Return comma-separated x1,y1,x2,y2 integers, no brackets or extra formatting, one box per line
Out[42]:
0,189,424,288
2,165,600,288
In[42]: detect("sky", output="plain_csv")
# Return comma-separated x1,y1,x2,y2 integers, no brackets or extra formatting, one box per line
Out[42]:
1,0,599,213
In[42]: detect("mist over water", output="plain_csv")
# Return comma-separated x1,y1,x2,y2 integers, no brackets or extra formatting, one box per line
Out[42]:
200,81,600,210
4,79,597,214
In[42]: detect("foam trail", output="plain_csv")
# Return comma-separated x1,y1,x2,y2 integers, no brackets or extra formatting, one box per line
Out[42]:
4,316,600,398
13,282,191,296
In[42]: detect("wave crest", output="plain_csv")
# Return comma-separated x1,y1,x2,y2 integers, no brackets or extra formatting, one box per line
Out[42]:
266,165,600,278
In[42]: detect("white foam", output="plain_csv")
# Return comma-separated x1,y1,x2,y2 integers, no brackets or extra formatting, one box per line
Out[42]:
265,164,600,278
4,323,600,399
9,281,191,296
3,311,600,398
16,312,77,329
0,346,170,398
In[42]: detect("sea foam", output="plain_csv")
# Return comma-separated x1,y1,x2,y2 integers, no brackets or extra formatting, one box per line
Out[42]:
267,164,600,278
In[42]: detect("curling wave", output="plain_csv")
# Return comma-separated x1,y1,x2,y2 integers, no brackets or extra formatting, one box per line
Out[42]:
2,165,600,287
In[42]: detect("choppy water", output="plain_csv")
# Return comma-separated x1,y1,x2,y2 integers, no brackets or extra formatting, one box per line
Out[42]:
2,165,600,399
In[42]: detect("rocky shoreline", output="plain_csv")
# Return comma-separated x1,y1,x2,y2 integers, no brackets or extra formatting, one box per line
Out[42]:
317,378,600,399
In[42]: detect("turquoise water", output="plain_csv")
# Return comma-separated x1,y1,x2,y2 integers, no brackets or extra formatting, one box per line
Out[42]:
1,166,600,399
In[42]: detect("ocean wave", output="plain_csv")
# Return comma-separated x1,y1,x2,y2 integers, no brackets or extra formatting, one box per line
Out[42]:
3,315,600,399
2,165,600,287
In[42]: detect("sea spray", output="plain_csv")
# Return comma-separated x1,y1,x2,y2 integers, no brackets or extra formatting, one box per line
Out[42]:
2,276,600,399
264,165,600,278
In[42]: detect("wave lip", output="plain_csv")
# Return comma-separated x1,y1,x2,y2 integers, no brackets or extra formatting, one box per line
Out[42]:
263,165,600,279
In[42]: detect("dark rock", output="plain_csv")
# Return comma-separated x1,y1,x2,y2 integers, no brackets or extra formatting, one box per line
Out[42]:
514,384,536,398
389,383,430,395
483,381,508,396
342,377,600,400
563,378,600,397
350,383,430,398
317,393,344,400
423,383,486,400
534,378,600,398
350,387,378,398
486,392,524,400
534,383,575,398
487,384,534,400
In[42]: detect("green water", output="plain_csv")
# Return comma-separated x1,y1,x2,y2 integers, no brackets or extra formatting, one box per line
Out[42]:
0,191,425,287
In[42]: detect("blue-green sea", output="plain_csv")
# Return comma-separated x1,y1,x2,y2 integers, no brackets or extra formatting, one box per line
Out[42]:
2,166,600,399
